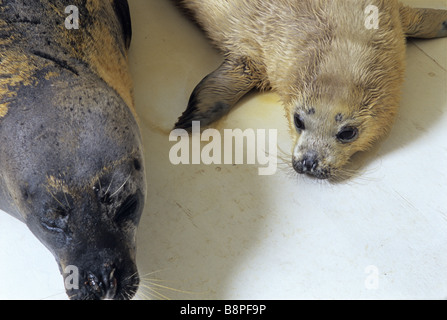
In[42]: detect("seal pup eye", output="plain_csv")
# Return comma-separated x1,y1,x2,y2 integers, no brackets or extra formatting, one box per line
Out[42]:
294,114,305,131
337,127,359,143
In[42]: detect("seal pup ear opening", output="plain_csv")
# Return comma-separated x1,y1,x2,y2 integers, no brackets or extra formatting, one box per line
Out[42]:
399,4,447,38
174,56,263,130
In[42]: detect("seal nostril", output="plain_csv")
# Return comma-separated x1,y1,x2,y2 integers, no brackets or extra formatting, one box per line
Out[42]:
293,152,320,175
86,272,101,294
85,267,118,300
302,157,318,172
102,267,118,300
311,160,318,171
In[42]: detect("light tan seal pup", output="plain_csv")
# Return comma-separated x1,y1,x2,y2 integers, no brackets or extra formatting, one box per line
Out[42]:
174,0,447,180
0,0,146,299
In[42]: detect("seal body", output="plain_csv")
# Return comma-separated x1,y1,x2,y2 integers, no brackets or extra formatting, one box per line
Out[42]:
175,0,447,180
0,0,146,299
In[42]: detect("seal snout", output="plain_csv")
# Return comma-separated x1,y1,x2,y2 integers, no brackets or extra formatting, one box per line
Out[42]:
71,262,139,300
293,151,319,174
301,153,319,173
64,249,140,300
292,152,329,179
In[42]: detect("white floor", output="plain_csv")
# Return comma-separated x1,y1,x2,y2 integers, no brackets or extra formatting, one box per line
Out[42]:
1,0,446,300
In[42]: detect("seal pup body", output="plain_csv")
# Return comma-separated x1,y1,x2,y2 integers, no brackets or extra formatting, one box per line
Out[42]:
175,0,447,180
0,0,146,299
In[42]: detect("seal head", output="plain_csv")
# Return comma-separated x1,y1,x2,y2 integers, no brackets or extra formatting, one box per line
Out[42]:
0,0,146,299
0,69,146,299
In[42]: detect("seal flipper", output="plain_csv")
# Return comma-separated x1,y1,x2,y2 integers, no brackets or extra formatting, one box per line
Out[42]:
174,57,262,130
112,0,132,50
400,5,447,38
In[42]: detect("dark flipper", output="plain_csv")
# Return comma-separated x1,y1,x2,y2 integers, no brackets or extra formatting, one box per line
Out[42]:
175,56,262,130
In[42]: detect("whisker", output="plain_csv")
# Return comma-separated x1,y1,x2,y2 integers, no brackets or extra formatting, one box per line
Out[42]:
97,176,102,192
123,270,139,282
277,144,291,158
139,276,208,299
137,268,207,300
276,155,292,168
276,145,293,165
110,174,131,198
47,188,69,210
126,290,134,300
133,289,146,300
139,277,166,283
147,282,199,295
329,161,378,184
138,269,166,279
134,289,151,300
62,192,71,210
105,173,115,195
139,283,171,300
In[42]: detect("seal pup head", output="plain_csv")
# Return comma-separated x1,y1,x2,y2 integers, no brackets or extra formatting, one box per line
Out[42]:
286,3,447,181
283,7,409,181
286,78,402,181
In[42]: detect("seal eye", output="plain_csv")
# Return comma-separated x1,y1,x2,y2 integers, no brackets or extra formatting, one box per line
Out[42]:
337,127,359,143
294,114,305,131
115,194,140,224
133,159,142,171
41,207,69,233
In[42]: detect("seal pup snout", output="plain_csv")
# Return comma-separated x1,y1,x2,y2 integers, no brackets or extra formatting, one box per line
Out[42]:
292,152,330,180
301,152,319,173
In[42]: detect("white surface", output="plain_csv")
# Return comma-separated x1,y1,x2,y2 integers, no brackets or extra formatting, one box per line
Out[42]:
1,0,446,300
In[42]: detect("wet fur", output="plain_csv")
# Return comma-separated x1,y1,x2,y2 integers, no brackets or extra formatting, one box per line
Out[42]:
0,0,146,299
175,0,447,179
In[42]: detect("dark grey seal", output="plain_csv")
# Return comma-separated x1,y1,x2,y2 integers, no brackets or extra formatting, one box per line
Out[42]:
0,0,146,300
